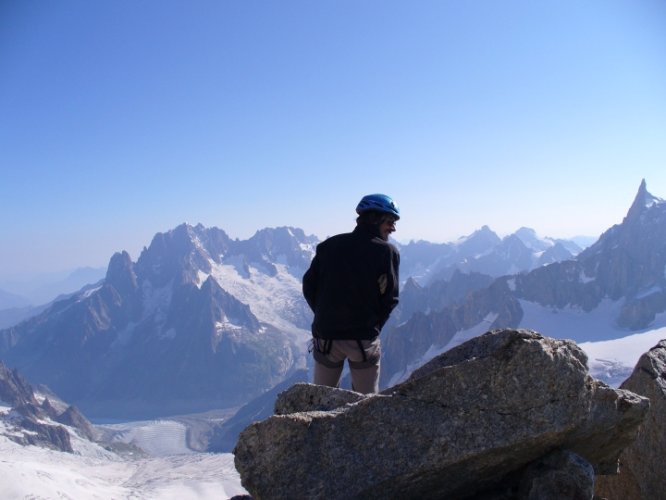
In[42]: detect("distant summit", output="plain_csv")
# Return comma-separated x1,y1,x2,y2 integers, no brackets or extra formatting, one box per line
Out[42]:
0,267,106,307
398,225,584,284
505,180,666,331
625,178,664,221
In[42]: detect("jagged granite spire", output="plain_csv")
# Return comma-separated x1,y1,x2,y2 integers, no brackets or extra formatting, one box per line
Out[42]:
625,179,664,221
105,250,138,297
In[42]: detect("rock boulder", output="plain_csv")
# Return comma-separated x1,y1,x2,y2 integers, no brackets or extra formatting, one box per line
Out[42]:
595,339,666,499
234,329,648,499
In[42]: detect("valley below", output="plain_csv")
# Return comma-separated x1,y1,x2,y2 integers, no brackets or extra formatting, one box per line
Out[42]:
0,409,248,499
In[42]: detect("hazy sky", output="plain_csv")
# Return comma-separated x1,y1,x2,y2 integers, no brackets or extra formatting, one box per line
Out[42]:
2,0,665,279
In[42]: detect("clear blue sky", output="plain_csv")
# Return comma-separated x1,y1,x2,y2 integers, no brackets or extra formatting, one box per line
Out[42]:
2,0,665,279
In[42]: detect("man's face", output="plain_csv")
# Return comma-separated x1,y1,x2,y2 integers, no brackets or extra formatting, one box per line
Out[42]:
379,217,397,241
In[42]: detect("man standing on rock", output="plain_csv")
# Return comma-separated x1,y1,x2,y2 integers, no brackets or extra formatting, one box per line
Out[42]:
302,194,400,394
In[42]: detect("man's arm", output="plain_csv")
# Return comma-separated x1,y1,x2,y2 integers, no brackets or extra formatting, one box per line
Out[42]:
302,254,319,312
377,247,400,329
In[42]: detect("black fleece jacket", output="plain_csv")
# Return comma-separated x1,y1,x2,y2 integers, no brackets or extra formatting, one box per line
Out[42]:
302,224,400,340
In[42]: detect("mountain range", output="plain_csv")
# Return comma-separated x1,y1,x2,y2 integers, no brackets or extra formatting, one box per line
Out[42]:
0,225,319,418
398,225,583,285
1,180,663,420
382,179,666,386
0,266,106,308
0,267,107,329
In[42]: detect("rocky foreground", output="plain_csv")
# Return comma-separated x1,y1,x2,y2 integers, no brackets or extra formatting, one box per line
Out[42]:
234,329,651,499
595,340,666,499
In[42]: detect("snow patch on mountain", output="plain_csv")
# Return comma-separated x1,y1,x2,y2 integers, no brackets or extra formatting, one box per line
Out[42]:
139,279,171,318
579,270,595,284
641,187,664,209
518,298,630,343
519,297,666,386
202,260,311,351
103,419,194,456
81,285,103,300
215,319,244,332
0,418,248,499
635,285,663,300
388,299,666,389
579,324,666,387
138,279,173,340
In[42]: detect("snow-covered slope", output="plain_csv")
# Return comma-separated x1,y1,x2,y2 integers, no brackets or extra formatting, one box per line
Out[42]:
199,258,311,349
1,353,247,498
579,325,666,386
518,300,666,385
0,419,247,499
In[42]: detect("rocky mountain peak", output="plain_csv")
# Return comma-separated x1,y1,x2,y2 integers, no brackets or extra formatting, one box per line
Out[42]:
233,226,317,276
499,180,666,330
0,222,313,419
135,223,313,286
501,233,530,251
625,178,664,222
105,250,138,296
55,405,96,441
539,241,577,266
403,276,422,292
574,180,666,304
456,225,501,254
135,223,215,286
514,226,550,251
249,226,316,252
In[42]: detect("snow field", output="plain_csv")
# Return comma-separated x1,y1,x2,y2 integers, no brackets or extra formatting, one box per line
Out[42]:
0,418,248,499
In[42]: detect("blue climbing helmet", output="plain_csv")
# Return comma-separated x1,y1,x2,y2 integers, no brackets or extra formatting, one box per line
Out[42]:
356,194,400,220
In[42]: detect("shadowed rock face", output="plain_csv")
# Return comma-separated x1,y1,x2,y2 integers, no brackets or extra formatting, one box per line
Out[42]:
234,329,648,500
595,339,666,500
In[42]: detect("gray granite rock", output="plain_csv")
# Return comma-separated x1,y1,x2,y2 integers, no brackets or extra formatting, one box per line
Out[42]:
595,339,666,499
234,329,648,499
518,450,594,500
